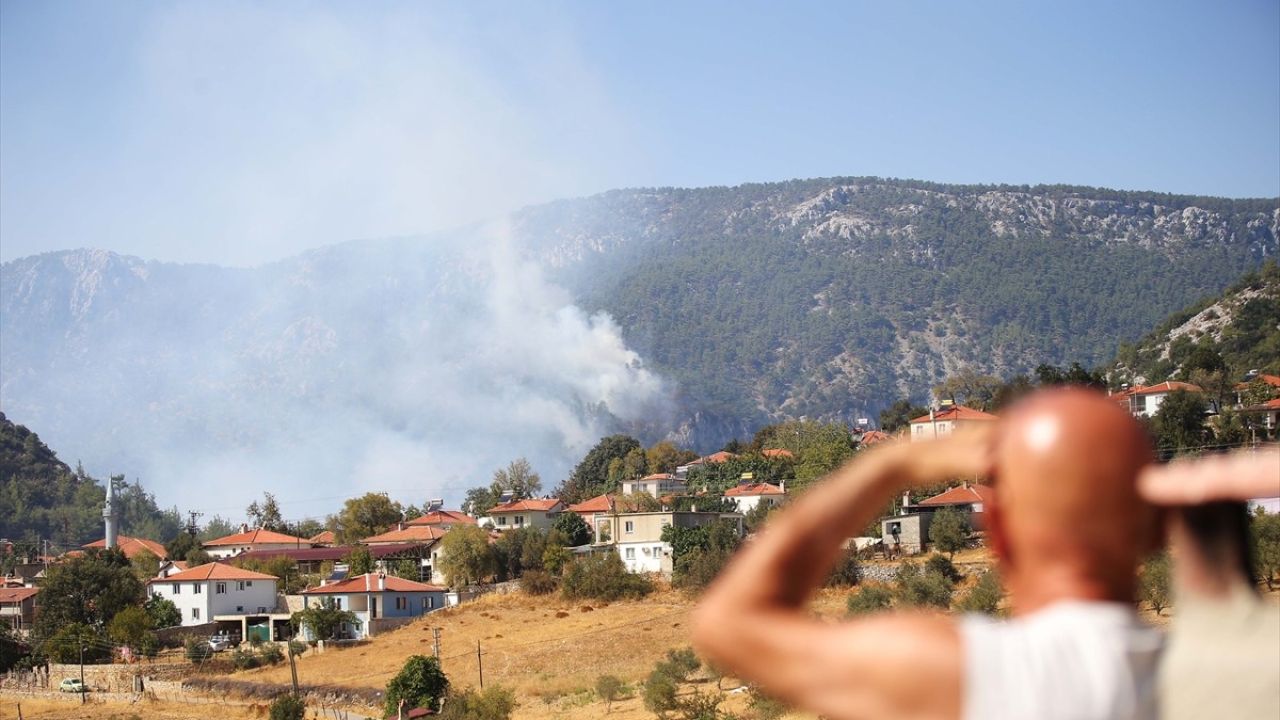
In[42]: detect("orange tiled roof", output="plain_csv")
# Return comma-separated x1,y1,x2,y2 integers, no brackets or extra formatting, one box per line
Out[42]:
203,528,308,547
724,483,785,497
761,448,794,459
308,530,336,545
146,562,279,584
1128,381,1202,396
488,498,563,514
638,473,680,482
857,430,890,446
1235,374,1280,389
302,573,445,594
405,510,476,527
83,535,168,560
0,587,39,603
360,526,448,544
909,406,998,424
917,484,994,508
567,494,614,514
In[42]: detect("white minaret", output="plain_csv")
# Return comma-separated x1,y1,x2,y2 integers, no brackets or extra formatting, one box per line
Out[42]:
104,479,118,549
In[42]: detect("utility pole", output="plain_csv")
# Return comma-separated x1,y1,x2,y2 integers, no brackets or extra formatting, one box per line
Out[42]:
476,641,483,689
432,627,442,659
288,641,300,695
78,641,86,704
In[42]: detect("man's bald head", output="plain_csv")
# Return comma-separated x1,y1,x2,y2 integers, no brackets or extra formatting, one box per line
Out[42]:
991,388,1155,604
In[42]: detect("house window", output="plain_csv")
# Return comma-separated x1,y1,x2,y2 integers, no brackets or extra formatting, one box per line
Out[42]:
426,597,434,609
237,581,246,591
216,582,226,594
396,597,408,610
624,520,634,534
172,583,180,594
246,580,253,587
515,515,525,527
497,516,508,526
193,583,202,594
624,547,635,559
192,608,200,620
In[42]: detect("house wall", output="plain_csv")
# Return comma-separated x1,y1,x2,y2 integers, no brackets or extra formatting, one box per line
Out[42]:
491,510,557,531
729,494,783,514
881,514,931,555
302,591,442,639
149,579,277,626
616,542,669,574
204,542,304,560
597,512,744,577
0,597,36,629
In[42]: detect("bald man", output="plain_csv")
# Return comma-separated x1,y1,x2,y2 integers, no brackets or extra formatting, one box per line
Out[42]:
692,388,1162,720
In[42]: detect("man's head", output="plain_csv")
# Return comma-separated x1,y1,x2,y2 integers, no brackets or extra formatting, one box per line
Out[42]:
987,387,1156,609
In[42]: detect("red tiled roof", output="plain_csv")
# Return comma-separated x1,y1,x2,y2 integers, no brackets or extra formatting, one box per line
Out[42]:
83,535,168,560
1128,381,1203,396
230,543,432,564
1241,398,1280,411
361,526,447,544
302,573,445,594
639,473,679,482
203,528,308,547
146,562,279,584
308,530,336,544
909,406,998,424
917,484,994,508
567,494,614,514
488,498,563,513
1236,374,1280,389
857,430,890,446
405,510,476,527
0,587,39,603
761,448,794,459
724,483,785,497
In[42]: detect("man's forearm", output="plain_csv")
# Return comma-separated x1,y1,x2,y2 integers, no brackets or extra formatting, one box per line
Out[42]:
706,444,910,609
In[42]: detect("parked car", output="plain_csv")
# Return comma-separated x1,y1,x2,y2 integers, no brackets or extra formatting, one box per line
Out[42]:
208,633,234,652
58,678,86,693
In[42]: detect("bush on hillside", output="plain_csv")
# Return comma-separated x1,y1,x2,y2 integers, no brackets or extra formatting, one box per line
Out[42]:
385,655,450,716
954,569,1004,615
269,694,305,720
925,553,963,584
1138,552,1172,616
893,562,954,610
438,685,517,720
520,569,557,595
846,584,893,616
825,546,862,588
561,552,653,601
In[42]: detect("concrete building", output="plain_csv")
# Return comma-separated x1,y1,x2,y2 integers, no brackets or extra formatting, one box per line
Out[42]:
592,511,744,575
909,405,998,442
202,527,311,560
621,473,688,497
486,498,564,532
0,587,38,631
724,482,786,514
299,572,446,639
146,562,279,626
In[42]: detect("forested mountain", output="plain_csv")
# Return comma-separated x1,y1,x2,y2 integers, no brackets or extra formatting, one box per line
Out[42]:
1113,260,1280,385
0,412,180,550
1,177,1276,507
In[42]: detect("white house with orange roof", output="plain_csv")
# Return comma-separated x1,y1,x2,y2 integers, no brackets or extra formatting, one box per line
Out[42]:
146,562,279,625
909,405,998,442
621,473,688,497
405,509,476,530
724,482,786,514
486,498,564,531
202,527,310,559
299,572,446,639
1110,381,1204,418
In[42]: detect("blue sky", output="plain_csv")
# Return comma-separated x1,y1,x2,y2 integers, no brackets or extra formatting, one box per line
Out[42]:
2,1,1277,266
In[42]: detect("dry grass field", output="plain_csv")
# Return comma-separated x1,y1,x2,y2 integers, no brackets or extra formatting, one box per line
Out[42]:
0,696,272,720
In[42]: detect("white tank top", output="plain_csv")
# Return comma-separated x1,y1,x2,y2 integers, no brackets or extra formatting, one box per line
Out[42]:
960,602,1163,720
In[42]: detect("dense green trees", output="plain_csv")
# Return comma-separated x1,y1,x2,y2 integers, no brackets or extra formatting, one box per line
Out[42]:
561,551,653,601
557,435,642,503
663,519,742,592
292,597,360,640
439,525,497,587
928,508,970,559
34,548,143,642
385,655,449,716
333,492,403,544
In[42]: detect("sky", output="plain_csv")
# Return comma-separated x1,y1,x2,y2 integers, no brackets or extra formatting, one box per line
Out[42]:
1,1,1277,267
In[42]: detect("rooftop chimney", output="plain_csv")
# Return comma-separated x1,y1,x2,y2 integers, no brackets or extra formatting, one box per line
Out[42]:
378,571,386,591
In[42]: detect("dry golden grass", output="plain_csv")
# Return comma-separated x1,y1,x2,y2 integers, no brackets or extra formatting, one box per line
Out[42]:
0,696,270,720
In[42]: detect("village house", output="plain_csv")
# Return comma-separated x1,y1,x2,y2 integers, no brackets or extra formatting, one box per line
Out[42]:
676,451,737,478
202,527,311,559
724,481,786,514
405,508,476,530
880,483,994,555
486,498,564,531
80,535,168,560
0,587,38,631
592,511,744,576
299,572,446,640
146,562,279,626
360,524,447,546
909,404,998,442
307,530,336,546
232,542,438,581
621,473,688,497
155,560,189,578
1110,381,1205,418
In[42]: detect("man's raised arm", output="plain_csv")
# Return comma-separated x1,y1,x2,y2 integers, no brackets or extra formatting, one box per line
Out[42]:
691,433,992,720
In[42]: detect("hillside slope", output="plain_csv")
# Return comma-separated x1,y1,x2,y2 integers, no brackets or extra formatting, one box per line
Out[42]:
1,178,1275,505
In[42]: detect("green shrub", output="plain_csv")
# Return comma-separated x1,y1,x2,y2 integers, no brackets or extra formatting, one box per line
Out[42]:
954,568,1004,615
928,506,970,559
642,670,679,717
925,553,962,584
561,552,653,601
520,569,557,595
747,687,788,720
385,655,449,716
231,648,260,670
595,674,624,712
259,643,285,665
184,637,213,663
825,547,862,587
438,685,517,720
661,647,700,682
846,584,893,615
268,694,305,720
894,562,954,609
1138,552,1172,616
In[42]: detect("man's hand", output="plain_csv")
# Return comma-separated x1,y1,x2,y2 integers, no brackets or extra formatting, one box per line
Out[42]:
1138,448,1279,505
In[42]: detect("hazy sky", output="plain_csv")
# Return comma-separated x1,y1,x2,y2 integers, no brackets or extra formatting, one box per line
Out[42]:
2,1,1278,266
